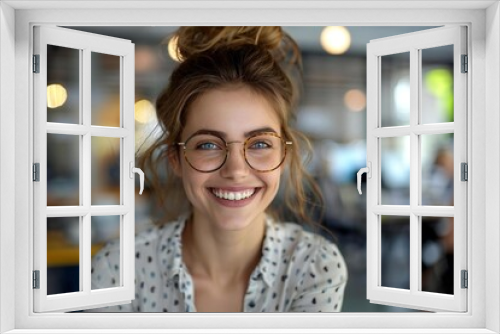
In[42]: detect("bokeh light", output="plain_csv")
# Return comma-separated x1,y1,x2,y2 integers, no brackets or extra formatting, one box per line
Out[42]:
425,68,454,122
168,35,182,62
344,89,366,112
134,99,156,124
395,78,411,119
47,84,68,108
135,46,158,73
320,26,351,55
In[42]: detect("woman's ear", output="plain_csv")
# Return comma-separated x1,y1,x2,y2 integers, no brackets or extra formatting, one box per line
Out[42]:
168,149,182,177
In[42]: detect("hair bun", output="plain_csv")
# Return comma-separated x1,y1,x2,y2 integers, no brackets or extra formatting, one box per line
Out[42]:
170,26,299,66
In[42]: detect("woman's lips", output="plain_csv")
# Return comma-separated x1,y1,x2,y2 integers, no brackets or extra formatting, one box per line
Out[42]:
208,187,261,207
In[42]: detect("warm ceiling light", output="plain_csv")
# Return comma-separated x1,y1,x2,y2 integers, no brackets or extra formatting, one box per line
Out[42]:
47,84,68,108
134,99,156,124
135,46,158,73
344,89,366,112
320,26,351,55
168,35,182,62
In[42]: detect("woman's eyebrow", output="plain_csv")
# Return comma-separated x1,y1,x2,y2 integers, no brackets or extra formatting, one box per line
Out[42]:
190,127,278,138
244,127,278,137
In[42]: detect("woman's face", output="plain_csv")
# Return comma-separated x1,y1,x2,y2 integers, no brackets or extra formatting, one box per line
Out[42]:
172,86,284,231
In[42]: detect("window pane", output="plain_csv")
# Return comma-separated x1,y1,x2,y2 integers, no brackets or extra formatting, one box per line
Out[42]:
91,52,121,127
421,133,454,206
91,137,121,205
381,52,410,127
47,45,80,124
91,215,121,290
381,215,410,290
421,216,454,295
47,134,79,206
421,45,454,124
381,136,410,205
47,217,80,295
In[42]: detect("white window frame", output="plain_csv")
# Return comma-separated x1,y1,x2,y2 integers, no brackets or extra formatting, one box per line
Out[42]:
366,26,468,312
0,1,499,333
33,25,136,313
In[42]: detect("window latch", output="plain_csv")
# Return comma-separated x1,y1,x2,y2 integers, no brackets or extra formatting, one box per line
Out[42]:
129,161,144,195
357,162,371,195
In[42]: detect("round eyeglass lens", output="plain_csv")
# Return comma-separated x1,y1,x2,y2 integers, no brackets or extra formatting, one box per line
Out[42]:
184,134,227,172
244,134,285,171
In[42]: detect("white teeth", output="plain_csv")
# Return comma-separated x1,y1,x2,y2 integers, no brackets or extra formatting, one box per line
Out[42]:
212,188,256,201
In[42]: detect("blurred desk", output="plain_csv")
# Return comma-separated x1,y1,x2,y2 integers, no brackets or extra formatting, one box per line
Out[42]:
47,230,104,267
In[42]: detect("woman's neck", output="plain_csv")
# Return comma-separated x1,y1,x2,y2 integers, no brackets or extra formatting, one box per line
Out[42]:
181,212,266,287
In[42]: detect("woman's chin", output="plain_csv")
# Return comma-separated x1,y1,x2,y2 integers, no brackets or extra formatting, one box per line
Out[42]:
202,211,265,233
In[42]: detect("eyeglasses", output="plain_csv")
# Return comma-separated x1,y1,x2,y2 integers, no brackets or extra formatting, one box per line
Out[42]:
177,132,292,173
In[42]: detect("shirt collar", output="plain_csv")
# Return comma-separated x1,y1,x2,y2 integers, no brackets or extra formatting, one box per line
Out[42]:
253,216,281,287
160,213,282,287
160,212,190,282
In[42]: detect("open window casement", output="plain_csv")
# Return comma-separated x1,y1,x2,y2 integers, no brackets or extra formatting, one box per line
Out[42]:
361,26,467,312
33,26,141,312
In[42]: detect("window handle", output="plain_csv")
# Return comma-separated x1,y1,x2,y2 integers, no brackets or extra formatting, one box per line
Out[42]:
129,161,144,195
357,162,371,195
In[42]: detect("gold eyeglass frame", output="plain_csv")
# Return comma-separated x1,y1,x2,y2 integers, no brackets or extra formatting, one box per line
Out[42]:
177,132,292,173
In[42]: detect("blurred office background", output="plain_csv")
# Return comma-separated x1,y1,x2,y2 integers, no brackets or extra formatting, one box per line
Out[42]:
46,26,455,312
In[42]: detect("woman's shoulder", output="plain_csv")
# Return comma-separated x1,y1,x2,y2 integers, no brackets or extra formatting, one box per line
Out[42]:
269,220,347,279
94,218,183,259
134,219,184,250
271,221,340,252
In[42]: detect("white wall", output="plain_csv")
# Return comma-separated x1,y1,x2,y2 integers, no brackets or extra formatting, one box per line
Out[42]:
0,2,16,333
486,2,500,333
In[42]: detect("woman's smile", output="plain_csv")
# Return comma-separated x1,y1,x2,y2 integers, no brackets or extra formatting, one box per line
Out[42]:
208,187,262,207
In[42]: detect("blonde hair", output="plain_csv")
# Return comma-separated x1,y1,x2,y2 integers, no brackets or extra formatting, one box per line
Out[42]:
138,26,325,233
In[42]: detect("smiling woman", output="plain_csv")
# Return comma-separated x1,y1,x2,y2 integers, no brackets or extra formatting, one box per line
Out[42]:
87,26,347,313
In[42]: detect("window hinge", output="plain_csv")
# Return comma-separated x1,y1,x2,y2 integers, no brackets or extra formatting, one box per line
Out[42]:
461,54,468,73
461,162,468,181
461,270,468,289
33,270,40,289
33,54,40,73
33,163,40,182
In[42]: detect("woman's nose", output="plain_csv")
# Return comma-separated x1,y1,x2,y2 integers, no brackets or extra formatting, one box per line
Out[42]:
219,144,250,178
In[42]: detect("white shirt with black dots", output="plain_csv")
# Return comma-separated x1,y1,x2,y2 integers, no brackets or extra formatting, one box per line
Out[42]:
88,214,348,312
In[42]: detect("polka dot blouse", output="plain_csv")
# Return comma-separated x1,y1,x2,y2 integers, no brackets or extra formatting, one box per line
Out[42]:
88,214,348,312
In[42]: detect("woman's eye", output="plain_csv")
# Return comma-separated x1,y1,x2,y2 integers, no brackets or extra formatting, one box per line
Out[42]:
197,142,220,150
250,141,271,149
